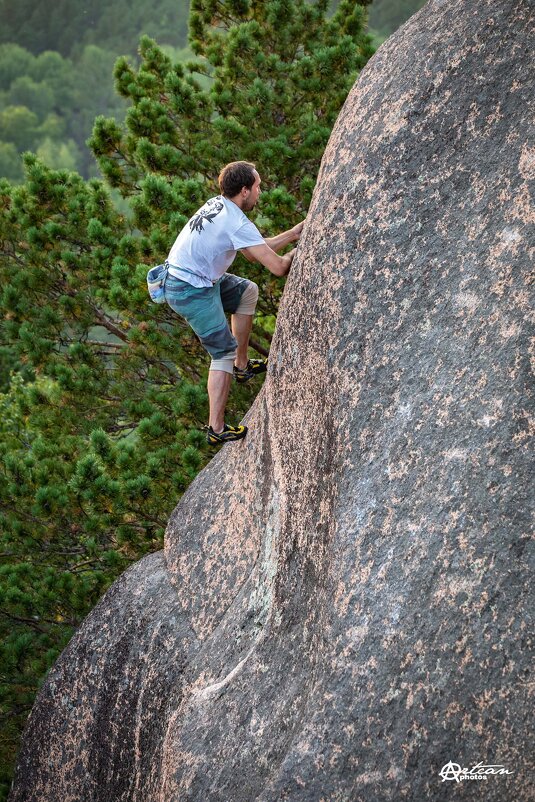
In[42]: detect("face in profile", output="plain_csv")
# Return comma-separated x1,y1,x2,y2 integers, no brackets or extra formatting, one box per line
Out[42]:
243,171,261,211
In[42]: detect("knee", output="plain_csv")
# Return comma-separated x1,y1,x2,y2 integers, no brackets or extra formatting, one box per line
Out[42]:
235,281,258,315
209,351,236,374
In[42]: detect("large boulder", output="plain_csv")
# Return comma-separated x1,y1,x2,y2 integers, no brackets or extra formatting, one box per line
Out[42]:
10,0,533,799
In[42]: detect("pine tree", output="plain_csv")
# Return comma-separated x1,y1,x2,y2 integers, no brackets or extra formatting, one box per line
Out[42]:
92,0,373,222
0,2,374,793
0,158,220,794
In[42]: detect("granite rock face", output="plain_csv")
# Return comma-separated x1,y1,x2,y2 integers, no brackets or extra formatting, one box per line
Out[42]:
10,1,534,800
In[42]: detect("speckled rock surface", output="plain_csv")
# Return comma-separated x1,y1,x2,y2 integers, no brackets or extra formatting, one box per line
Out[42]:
10,0,534,800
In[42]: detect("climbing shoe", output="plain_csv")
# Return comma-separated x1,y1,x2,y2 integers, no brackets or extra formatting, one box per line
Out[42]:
233,358,268,384
205,423,248,445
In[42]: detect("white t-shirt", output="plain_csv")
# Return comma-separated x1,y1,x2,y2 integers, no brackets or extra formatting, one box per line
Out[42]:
166,195,265,287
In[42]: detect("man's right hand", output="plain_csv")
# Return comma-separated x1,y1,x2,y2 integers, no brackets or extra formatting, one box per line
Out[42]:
281,248,296,275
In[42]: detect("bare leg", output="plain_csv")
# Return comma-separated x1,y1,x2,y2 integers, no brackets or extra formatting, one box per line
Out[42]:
231,313,253,370
207,370,233,432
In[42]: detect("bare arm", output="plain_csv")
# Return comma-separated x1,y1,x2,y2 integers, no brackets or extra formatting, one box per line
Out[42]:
264,221,304,252
240,218,305,264
264,223,303,251
241,243,296,277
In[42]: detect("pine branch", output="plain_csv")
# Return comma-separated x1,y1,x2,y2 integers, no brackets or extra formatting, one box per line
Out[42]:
249,337,269,358
88,303,129,342
0,610,54,634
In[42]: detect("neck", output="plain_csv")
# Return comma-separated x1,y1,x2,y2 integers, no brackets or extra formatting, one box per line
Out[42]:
225,194,246,210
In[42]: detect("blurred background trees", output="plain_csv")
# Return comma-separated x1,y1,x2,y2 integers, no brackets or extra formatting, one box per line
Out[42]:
368,0,426,39
0,0,190,56
0,0,191,181
0,43,128,181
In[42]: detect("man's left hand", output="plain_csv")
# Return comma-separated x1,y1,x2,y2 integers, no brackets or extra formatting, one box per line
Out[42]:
292,219,306,241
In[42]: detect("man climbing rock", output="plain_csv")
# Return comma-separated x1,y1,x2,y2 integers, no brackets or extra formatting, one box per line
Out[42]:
164,161,304,444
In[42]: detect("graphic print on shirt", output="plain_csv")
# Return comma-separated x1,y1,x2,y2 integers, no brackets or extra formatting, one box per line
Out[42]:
189,198,224,234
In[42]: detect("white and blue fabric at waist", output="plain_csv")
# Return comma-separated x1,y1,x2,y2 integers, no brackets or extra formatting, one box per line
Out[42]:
166,263,216,288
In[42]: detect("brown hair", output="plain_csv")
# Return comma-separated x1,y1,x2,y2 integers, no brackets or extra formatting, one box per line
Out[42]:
218,161,257,197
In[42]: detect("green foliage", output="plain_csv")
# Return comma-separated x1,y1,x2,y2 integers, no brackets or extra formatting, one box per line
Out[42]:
0,2,375,793
0,44,128,181
0,3,192,178
0,0,190,58
8,76,53,120
0,1,426,182
0,152,260,789
0,141,23,182
90,1,374,243
0,105,39,151
35,138,81,172
0,44,33,86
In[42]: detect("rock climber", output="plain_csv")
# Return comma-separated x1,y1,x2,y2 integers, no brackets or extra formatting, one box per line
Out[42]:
164,160,304,444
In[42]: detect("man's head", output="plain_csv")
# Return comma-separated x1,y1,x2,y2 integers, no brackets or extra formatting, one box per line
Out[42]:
218,161,261,211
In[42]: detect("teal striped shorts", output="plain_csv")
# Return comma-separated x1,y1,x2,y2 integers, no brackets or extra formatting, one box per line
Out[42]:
164,273,250,360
